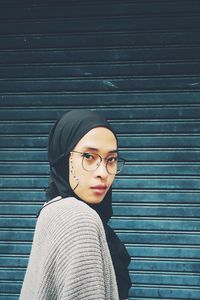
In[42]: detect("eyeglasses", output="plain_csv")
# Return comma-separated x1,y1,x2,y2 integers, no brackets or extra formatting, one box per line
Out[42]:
70,151,125,175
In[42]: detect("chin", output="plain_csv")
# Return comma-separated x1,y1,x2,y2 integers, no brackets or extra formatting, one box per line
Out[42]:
75,189,106,205
83,195,104,205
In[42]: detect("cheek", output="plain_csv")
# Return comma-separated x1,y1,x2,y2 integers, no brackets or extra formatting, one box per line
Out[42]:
106,174,115,188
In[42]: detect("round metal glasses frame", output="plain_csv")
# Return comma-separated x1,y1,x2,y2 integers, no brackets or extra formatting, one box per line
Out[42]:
70,151,125,175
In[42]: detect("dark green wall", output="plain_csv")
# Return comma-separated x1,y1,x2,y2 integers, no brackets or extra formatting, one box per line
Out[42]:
0,0,200,299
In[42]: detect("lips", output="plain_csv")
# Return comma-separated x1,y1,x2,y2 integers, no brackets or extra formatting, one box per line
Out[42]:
91,185,108,195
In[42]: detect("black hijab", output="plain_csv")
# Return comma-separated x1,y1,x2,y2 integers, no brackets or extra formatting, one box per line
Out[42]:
45,109,131,299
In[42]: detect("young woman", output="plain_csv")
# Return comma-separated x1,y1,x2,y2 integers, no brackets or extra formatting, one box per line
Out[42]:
20,109,131,300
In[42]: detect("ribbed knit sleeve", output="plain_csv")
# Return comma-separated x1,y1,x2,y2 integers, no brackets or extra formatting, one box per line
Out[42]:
20,197,119,300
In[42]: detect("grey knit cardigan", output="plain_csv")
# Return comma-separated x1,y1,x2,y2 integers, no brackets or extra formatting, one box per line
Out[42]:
20,197,119,300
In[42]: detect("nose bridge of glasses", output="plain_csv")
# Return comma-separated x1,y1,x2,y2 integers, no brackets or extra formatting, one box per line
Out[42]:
92,154,111,174
96,153,107,168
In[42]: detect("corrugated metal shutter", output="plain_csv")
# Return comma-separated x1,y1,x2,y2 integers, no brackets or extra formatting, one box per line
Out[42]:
0,0,200,299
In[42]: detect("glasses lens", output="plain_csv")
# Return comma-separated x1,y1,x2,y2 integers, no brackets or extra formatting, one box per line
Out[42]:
82,152,101,171
106,158,125,175
116,159,125,174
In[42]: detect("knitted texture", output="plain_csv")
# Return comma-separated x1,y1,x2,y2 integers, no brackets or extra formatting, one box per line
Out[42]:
20,197,119,300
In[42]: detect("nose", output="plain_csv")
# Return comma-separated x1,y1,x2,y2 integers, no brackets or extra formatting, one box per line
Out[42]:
94,160,108,179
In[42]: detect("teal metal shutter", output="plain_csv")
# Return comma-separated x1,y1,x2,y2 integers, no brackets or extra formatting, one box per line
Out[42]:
0,1,200,299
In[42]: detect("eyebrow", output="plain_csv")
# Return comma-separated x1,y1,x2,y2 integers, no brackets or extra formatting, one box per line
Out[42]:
81,147,118,154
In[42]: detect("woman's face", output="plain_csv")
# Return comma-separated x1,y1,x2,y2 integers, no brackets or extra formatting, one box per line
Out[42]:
69,127,117,204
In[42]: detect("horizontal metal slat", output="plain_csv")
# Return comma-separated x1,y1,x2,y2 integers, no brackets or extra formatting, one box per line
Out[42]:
0,218,36,228
1,176,200,190
0,204,200,218
121,150,200,162
0,107,200,121
1,62,200,78
0,283,188,299
1,92,200,106
0,269,25,280
0,15,200,35
127,246,200,259
1,120,200,134
1,162,200,176
0,243,31,255
130,298,197,300
0,1,200,20
1,230,200,245
0,241,199,262
1,243,200,259
110,219,200,231
0,296,18,300
1,216,200,232
0,268,199,288
1,134,200,148
129,286,200,299
0,282,21,294
113,205,200,217
130,272,200,286
0,163,49,175
0,205,40,215
0,150,47,161
0,204,200,216
118,232,200,245
0,77,200,92
113,191,200,204
58,133,200,148
114,177,200,190
1,190,200,204
1,254,199,274
114,121,200,134
1,32,200,51
0,280,200,298
0,190,45,201
129,259,200,273
0,256,28,267
1,150,200,163
0,230,34,241
0,47,200,64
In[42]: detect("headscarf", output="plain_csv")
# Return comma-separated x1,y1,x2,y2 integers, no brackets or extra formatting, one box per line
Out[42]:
45,109,131,299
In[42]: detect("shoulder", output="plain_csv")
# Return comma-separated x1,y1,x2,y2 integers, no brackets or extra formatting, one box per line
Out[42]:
37,197,103,233
41,196,99,219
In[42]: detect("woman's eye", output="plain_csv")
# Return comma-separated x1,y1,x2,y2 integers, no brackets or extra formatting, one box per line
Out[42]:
83,153,94,160
107,157,117,164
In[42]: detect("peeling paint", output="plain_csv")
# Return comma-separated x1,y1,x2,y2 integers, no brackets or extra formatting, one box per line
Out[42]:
189,82,200,86
103,80,118,89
